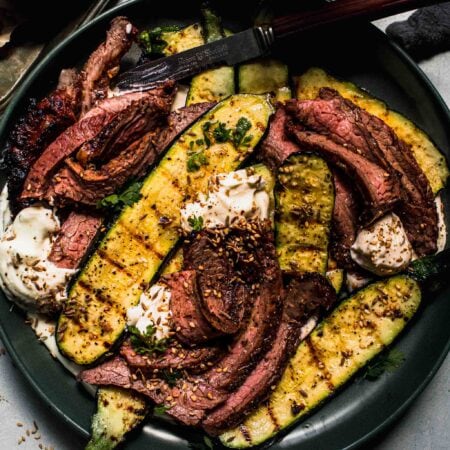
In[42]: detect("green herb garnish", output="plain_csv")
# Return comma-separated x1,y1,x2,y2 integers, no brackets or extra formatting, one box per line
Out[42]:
153,404,170,416
187,215,204,232
363,348,404,380
161,369,182,387
187,151,208,172
97,180,143,212
213,122,231,143
202,121,213,148
137,25,180,56
128,324,168,356
232,117,253,148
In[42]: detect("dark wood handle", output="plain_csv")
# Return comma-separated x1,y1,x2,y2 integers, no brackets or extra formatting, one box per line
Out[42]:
272,0,443,37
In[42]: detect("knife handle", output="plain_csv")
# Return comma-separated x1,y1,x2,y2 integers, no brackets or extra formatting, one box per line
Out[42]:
272,0,444,37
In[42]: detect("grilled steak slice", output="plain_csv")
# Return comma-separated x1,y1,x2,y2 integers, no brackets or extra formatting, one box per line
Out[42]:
205,223,283,391
164,270,221,345
80,17,137,116
258,107,301,169
48,211,103,269
288,129,400,224
292,89,438,255
48,103,213,206
203,273,337,435
5,68,80,212
80,356,133,388
331,171,360,268
20,86,174,202
120,340,223,373
184,223,271,335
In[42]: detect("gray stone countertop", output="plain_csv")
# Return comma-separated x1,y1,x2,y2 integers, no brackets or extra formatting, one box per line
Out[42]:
0,11,448,450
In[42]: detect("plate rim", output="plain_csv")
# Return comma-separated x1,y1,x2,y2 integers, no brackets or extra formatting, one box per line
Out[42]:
0,1,449,448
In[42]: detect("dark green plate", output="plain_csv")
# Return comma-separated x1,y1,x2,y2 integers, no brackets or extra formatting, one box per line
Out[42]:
0,1,449,449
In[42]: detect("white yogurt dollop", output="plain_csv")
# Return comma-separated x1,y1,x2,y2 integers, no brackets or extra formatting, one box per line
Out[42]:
127,283,172,340
181,168,270,232
0,204,76,313
350,213,413,276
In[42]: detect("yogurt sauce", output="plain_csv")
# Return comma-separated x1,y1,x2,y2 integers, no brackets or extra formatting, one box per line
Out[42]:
0,202,76,313
181,168,270,232
127,283,172,340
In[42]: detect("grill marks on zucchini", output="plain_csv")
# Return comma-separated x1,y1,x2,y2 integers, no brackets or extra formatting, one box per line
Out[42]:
276,154,334,274
57,95,273,365
295,67,449,194
220,275,421,448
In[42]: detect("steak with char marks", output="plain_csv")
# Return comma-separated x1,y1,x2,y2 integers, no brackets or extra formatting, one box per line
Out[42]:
47,103,213,206
20,84,174,202
202,273,337,435
5,68,80,213
80,17,137,116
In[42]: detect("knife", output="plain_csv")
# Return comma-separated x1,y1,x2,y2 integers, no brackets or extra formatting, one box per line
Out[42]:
116,0,442,91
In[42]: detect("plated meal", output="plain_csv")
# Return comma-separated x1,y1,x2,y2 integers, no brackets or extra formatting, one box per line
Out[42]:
0,4,449,450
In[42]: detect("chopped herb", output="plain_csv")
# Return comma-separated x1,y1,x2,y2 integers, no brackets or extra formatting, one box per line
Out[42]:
232,117,252,149
187,215,204,231
202,121,213,148
161,369,182,387
196,139,205,146
128,324,168,356
187,151,208,172
153,404,170,416
188,436,214,450
213,122,231,143
363,348,404,380
97,180,143,212
137,25,180,56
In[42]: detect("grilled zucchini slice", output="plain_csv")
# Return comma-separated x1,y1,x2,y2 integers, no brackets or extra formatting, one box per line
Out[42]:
186,7,235,106
220,275,421,448
86,387,147,450
57,94,273,365
239,59,292,102
276,153,334,274
161,23,204,56
295,67,449,194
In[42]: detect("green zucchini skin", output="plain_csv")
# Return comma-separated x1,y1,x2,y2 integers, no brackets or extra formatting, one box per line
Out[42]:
220,275,422,448
238,59,292,102
56,94,273,365
275,153,335,275
85,387,147,450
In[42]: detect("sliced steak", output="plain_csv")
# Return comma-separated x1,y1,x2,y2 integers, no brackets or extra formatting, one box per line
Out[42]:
5,68,80,212
120,340,223,372
164,270,221,345
80,17,137,115
290,89,438,255
48,211,103,269
258,107,301,169
288,128,401,224
48,102,213,206
202,273,337,435
80,356,133,388
331,171,360,268
20,85,174,202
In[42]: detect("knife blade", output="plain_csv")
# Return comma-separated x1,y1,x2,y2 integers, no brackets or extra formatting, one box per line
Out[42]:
116,27,273,91
116,0,442,92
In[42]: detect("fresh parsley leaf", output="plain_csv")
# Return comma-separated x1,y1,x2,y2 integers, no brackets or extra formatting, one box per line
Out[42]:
213,122,231,143
187,215,204,232
137,25,180,56
153,404,170,416
188,436,214,450
97,180,143,212
161,369,182,387
128,324,168,356
232,117,252,149
363,348,404,381
202,121,213,148
187,151,208,172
